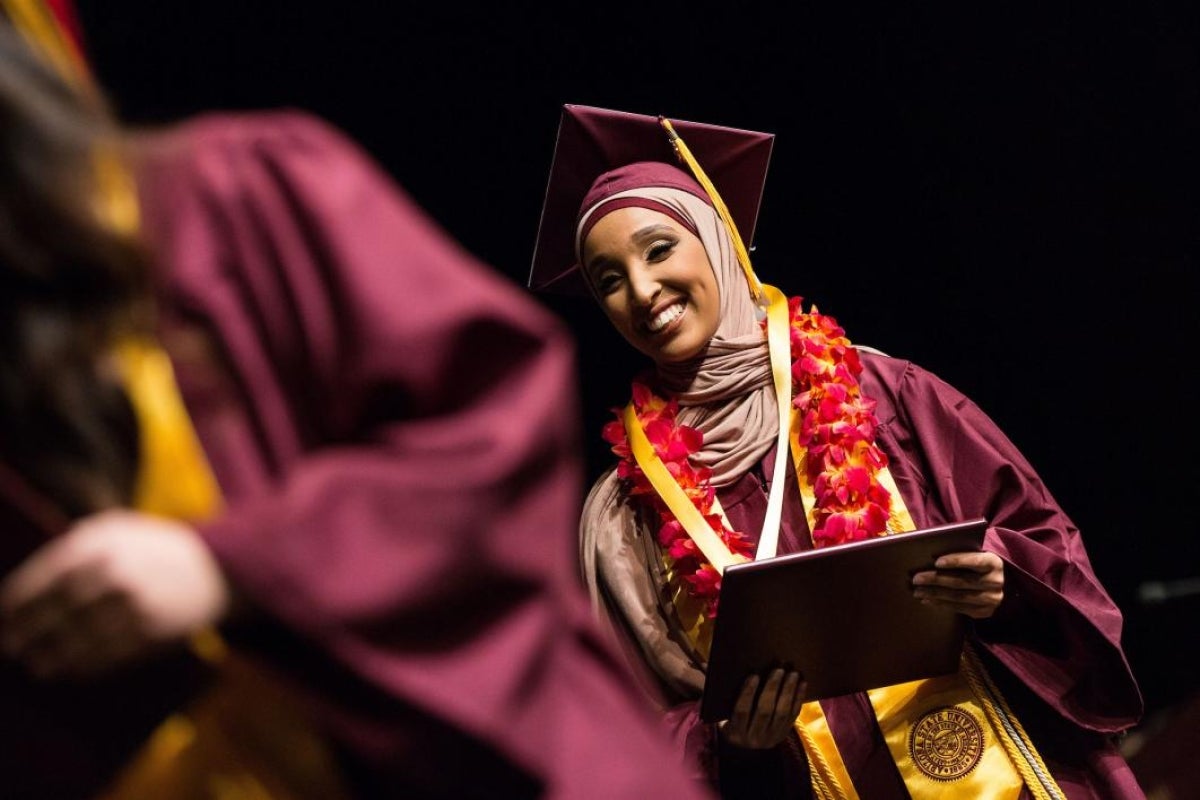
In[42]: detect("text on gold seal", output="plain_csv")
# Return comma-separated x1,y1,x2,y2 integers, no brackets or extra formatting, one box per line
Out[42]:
908,705,984,781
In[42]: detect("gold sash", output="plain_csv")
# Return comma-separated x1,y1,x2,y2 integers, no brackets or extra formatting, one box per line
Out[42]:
98,340,351,800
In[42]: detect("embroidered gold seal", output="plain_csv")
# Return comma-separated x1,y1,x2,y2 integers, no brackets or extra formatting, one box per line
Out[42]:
908,705,984,780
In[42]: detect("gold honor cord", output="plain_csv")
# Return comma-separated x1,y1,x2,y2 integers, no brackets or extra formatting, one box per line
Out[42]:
961,644,1068,800
797,702,858,800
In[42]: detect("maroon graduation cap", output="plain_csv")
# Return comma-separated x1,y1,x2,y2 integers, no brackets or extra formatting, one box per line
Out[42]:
528,104,775,296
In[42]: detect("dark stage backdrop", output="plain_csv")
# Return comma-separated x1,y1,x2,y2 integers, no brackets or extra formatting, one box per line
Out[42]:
75,2,1198,725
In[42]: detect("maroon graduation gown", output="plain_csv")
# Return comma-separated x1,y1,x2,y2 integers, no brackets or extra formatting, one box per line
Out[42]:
646,352,1145,799
123,109,713,799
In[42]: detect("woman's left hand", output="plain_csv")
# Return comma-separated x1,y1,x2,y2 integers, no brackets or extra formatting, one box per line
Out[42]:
911,550,1005,619
718,668,807,749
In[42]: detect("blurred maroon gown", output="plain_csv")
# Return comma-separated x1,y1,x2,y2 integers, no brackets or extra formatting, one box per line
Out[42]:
122,109,710,799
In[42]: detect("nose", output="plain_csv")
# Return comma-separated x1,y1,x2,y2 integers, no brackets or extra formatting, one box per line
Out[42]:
627,262,659,306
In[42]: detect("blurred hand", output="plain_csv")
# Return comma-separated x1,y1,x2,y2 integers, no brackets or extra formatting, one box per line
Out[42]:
912,550,1005,619
718,668,807,749
0,509,230,679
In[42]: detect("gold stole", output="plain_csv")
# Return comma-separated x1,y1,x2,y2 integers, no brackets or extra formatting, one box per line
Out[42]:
623,296,1065,800
96,340,351,800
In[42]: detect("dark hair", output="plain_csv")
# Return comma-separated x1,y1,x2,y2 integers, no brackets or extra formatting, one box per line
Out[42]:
0,23,150,516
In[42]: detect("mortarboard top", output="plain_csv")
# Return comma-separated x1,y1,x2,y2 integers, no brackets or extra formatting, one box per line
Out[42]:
528,104,775,296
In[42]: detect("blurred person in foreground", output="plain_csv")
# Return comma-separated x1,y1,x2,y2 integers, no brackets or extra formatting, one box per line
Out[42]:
0,14,711,800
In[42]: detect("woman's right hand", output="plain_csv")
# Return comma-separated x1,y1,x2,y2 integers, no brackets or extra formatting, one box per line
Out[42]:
718,668,807,749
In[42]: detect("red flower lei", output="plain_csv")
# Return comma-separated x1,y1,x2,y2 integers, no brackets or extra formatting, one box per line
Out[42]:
603,297,892,616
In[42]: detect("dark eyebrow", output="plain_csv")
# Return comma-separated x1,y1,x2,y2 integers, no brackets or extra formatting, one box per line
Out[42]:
631,223,678,241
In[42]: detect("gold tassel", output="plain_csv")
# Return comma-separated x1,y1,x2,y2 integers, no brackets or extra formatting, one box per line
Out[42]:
658,116,764,302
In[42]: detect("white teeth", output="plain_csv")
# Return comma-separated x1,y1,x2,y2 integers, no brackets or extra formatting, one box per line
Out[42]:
648,303,685,333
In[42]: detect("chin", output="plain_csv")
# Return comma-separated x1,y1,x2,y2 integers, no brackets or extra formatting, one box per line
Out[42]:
650,341,707,364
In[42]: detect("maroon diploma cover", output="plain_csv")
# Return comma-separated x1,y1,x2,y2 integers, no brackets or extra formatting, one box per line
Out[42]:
701,518,988,722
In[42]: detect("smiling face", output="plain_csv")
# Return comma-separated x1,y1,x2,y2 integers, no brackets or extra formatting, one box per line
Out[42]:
582,205,721,364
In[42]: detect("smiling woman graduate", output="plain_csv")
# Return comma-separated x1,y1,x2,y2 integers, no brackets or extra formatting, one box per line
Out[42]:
529,103,1146,800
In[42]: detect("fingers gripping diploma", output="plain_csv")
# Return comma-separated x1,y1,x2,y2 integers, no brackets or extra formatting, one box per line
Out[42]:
719,668,808,749
911,550,1005,619
0,510,231,680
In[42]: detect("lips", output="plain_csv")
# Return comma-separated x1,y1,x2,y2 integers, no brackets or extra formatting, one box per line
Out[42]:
646,301,686,334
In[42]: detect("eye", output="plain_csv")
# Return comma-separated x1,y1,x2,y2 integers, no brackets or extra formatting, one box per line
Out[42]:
646,239,677,262
593,269,622,295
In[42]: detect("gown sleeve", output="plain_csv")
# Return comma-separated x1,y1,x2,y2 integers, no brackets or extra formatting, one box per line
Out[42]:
878,358,1143,734
133,109,711,799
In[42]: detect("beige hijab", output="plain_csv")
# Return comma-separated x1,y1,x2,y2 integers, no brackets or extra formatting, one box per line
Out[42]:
577,186,778,700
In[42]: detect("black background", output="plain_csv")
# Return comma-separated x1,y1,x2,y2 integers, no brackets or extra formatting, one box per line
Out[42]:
76,1,1198,726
